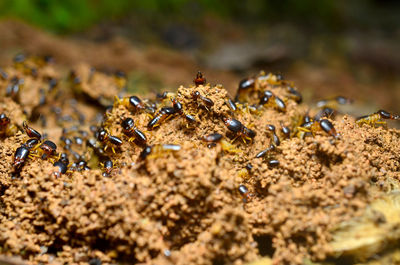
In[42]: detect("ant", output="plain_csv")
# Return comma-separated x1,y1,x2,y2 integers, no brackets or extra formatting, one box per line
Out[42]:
202,133,242,153
266,124,280,146
194,71,206,86
356,110,399,127
223,117,256,143
316,96,353,109
157,92,176,104
238,184,253,203
69,160,90,172
139,144,181,160
226,99,237,112
6,77,24,100
53,159,69,178
255,144,280,167
22,121,60,162
0,113,18,137
192,91,214,111
100,157,117,177
280,122,291,139
203,133,223,143
114,95,147,113
147,107,176,130
12,137,51,172
35,140,58,160
314,107,336,120
121,117,147,145
13,144,30,172
297,119,340,139
171,98,197,124
23,121,42,140
235,77,255,101
202,133,223,148
287,87,302,104
96,128,123,153
259,90,286,112
0,68,8,80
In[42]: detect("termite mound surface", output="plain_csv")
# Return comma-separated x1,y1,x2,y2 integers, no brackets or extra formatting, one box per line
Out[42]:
0,58,400,265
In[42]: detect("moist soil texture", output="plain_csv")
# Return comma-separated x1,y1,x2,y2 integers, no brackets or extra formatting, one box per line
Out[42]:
0,56,400,265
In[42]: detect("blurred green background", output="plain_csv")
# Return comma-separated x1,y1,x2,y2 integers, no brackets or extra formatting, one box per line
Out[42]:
0,0,399,114
0,0,398,33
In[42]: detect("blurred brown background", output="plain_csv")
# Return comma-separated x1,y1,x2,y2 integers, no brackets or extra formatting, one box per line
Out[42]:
0,0,399,114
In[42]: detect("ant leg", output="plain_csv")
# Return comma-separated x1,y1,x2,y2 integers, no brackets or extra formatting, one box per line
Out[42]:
230,135,239,144
297,127,311,133
375,121,387,129
114,96,121,106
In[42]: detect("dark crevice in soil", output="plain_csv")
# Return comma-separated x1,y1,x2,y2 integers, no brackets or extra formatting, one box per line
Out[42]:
254,234,275,257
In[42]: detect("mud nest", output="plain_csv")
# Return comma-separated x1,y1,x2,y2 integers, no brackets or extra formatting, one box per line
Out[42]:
0,55,400,265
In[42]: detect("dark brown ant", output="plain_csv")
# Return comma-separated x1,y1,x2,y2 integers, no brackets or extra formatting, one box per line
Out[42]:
287,87,302,103
203,133,223,143
280,122,291,139
245,163,253,171
114,95,147,112
13,138,43,172
314,107,336,120
139,145,153,160
53,159,68,178
147,107,176,130
30,140,59,161
316,96,353,109
25,138,40,149
6,77,24,100
139,144,181,160
22,122,60,161
192,91,214,111
59,153,70,165
47,77,58,91
87,138,105,156
235,77,255,101
266,124,280,146
40,140,57,157
194,71,206,86
157,91,176,101
259,90,286,112
297,119,340,139
23,121,42,140
203,133,223,148
13,144,30,172
100,158,116,177
238,184,253,202
171,98,197,124
121,117,147,145
226,99,237,112
268,159,280,167
96,128,123,153
255,144,279,167
255,144,276,158
69,160,90,172
0,68,7,80
356,109,400,127
0,113,18,137
223,117,256,143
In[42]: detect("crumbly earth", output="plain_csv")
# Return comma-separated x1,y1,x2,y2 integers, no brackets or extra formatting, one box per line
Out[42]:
0,57,400,265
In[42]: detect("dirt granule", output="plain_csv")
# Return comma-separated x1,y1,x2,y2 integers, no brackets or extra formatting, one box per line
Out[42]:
0,56,400,265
